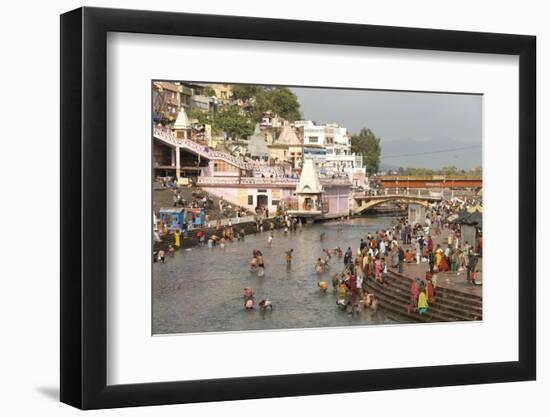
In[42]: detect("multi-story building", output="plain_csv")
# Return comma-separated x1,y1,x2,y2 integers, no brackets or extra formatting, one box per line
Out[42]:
153,81,183,123
295,120,365,183
323,123,364,180
191,95,219,113
302,120,326,147
300,120,327,163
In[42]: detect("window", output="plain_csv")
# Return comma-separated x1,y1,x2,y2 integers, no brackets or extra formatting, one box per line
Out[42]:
308,137,318,143
213,161,239,172
272,200,279,206
247,195,253,205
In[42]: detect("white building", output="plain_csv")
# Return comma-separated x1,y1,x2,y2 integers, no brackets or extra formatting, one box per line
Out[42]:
323,123,364,183
296,120,365,185
302,120,326,147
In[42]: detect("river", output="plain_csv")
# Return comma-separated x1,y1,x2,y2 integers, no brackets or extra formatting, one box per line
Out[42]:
153,216,401,335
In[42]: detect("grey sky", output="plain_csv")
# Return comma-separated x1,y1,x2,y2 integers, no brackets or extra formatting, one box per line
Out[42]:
290,87,482,170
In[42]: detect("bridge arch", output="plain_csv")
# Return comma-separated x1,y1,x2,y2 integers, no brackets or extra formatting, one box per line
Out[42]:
353,195,439,214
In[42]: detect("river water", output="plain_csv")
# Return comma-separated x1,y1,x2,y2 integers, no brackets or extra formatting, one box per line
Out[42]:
153,216,400,335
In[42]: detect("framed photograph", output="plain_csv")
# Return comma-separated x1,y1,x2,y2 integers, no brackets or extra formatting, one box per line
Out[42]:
60,7,536,409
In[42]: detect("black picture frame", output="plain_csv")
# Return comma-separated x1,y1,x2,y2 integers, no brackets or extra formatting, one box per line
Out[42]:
60,6,536,410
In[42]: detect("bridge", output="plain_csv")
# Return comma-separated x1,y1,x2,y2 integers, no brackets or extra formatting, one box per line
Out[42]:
352,192,442,214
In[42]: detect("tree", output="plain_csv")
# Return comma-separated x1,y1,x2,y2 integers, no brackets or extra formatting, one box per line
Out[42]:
265,87,301,121
231,85,260,101
440,166,459,176
187,108,212,125
212,106,254,140
351,128,381,174
251,87,301,121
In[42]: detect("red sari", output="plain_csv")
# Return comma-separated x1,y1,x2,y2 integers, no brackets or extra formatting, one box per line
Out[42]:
410,279,419,306
439,256,450,272
425,273,435,302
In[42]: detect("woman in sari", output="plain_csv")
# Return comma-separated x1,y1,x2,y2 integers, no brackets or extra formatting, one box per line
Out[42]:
425,272,435,303
374,257,383,283
439,254,450,272
173,229,181,248
434,248,443,269
417,290,429,315
410,277,419,310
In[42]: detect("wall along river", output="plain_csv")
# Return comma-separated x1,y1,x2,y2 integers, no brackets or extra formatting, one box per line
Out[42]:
153,216,401,335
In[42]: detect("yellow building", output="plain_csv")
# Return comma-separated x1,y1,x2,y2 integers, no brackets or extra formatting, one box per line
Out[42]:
268,125,303,167
209,84,233,101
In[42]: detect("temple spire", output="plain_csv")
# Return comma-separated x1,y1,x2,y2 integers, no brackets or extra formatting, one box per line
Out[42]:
173,107,191,130
296,159,322,194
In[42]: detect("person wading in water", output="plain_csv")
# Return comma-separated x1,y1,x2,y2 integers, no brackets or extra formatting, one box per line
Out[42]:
286,249,294,271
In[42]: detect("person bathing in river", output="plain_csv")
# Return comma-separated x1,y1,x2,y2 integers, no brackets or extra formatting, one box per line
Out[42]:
285,249,294,270
256,251,265,277
243,287,254,299
267,232,273,248
259,299,273,310
250,251,258,271
157,249,165,264
343,247,353,267
337,281,349,310
332,273,340,290
315,258,324,274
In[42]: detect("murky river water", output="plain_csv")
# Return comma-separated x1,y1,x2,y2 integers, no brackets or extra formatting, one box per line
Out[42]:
153,216,399,335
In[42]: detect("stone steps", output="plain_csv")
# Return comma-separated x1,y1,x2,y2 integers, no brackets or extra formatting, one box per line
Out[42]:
363,280,451,323
362,273,482,323
363,280,470,322
382,272,482,318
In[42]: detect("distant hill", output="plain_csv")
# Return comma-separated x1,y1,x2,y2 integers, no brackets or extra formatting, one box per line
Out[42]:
380,138,482,170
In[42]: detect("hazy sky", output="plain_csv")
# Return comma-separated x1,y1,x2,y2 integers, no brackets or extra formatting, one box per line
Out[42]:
290,87,482,169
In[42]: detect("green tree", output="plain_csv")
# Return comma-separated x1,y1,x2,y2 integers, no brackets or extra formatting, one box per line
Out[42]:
266,87,301,121
212,106,254,140
188,108,212,125
441,166,459,176
251,87,301,121
231,85,260,101
351,128,381,174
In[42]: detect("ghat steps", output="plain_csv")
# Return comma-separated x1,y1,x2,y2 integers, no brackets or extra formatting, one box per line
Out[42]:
363,271,482,323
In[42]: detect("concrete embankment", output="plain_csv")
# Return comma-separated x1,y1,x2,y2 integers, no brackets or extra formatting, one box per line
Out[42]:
154,218,286,252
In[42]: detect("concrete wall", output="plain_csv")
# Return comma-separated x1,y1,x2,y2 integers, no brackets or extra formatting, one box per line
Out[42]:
201,186,293,211
323,184,350,216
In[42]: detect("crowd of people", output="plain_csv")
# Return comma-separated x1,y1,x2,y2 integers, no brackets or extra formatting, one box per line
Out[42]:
154,194,482,319
314,199,482,317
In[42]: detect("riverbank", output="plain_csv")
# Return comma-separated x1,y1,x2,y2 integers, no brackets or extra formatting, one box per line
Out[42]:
155,212,374,252
154,217,276,252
